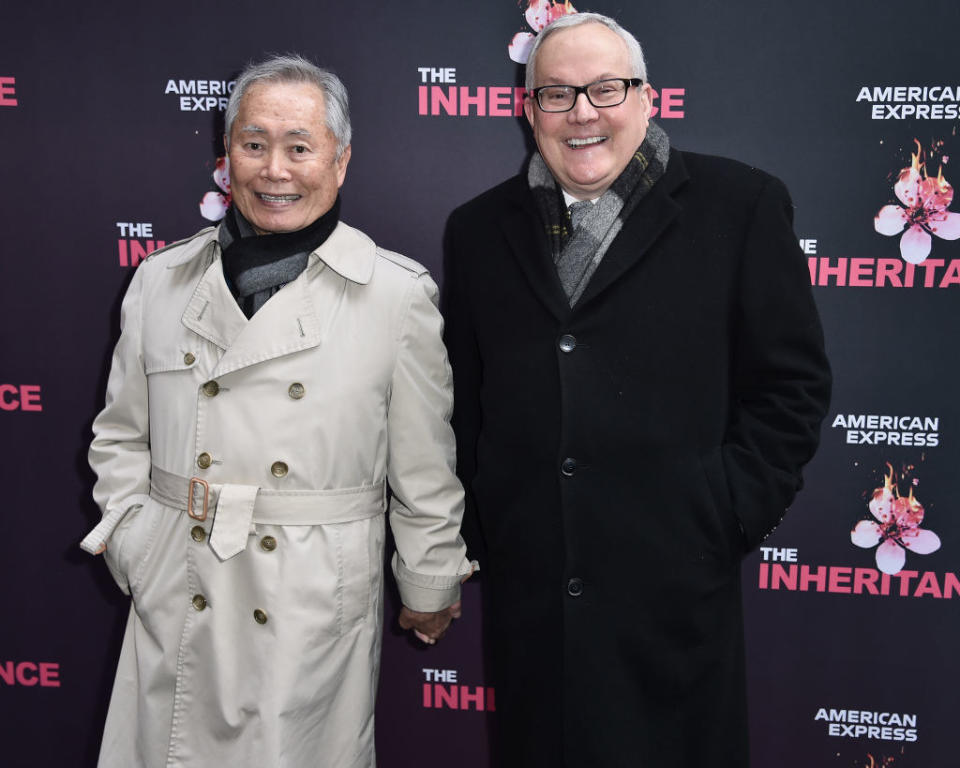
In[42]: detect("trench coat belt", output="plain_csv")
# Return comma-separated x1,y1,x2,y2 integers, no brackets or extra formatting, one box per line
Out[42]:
150,466,387,561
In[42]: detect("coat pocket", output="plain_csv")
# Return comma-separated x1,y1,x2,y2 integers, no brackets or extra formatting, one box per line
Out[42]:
332,516,376,635
82,493,152,594
112,497,165,596
698,448,746,562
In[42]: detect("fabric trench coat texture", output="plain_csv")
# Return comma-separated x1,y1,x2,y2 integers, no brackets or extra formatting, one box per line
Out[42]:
443,149,832,767
83,220,473,768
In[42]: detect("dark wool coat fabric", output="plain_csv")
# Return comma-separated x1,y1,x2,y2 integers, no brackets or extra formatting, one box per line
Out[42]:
442,149,832,768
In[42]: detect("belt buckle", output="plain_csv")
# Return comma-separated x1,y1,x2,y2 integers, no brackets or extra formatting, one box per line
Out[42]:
188,477,210,521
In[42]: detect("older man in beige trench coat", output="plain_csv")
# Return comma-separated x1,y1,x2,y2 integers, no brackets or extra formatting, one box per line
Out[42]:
81,55,474,768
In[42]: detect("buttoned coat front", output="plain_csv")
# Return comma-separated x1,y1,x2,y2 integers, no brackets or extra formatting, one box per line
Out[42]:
84,221,472,768
443,150,832,767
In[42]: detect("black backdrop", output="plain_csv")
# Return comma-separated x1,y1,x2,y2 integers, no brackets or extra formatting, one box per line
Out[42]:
2,2,959,766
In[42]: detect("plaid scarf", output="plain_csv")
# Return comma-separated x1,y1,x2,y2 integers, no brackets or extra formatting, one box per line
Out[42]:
528,120,670,305
219,197,340,318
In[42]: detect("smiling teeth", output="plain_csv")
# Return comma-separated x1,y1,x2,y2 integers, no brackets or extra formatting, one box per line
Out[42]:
567,137,607,147
259,194,299,202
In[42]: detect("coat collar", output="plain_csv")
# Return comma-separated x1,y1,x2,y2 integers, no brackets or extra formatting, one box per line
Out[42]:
174,221,375,376
166,220,374,284
308,221,375,284
499,179,572,322
500,149,689,321
575,149,688,310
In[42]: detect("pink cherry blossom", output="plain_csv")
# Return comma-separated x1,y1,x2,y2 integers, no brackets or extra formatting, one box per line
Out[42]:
199,156,231,222
508,0,577,64
874,141,960,264
851,465,940,575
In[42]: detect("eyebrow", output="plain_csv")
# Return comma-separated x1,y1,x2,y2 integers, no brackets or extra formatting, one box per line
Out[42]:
540,73,622,85
238,124,312,138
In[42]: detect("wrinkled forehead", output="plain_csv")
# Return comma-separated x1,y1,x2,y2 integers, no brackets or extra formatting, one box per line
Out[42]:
237,80,327,119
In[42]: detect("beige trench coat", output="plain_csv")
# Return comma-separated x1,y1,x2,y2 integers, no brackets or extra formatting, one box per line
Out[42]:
82,222,473,768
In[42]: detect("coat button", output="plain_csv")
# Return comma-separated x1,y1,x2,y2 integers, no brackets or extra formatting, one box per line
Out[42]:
183,353,196,366
558,334,577,353
192,594,208,611
190,525,207,542
253,609,268,624
561,457,577,477
197,452,212,469
271,461,288,478
202,380,220,397
288,382,305,400
567,578,584,597
260,536,277,552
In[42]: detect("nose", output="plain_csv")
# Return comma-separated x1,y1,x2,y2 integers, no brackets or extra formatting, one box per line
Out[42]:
261,147,291,181
567,91,599,123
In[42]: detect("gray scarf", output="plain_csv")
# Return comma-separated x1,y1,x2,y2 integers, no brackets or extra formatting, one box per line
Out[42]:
528,120,670,305
218,198,340,318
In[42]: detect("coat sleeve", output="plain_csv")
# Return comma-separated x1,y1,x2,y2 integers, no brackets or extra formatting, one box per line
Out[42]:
724,174,832,551
82,265,153,592
387,272,476,612
440,208,486,564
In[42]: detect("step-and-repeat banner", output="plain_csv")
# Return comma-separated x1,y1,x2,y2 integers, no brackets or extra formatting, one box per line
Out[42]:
2,1,958,766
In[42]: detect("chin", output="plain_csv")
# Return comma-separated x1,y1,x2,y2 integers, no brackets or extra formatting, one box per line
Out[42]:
258,218,302,234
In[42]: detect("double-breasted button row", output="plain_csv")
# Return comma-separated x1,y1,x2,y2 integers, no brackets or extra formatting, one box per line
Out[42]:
196,453,290,477
193,595,268,625
193,527,275,554
202,380,302,399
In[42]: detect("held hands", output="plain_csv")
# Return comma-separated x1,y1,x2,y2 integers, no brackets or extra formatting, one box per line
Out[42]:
398,601,462,645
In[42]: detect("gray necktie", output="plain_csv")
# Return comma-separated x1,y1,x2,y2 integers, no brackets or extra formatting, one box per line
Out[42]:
568,200,593,230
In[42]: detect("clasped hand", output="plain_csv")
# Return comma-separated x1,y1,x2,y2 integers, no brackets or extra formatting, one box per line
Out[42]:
398,601,462,645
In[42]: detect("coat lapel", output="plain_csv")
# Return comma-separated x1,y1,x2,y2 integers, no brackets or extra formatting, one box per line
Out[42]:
210,272,325,378
574,150,689,311
500,183,571,322
181,244,248,353
180,222,374,378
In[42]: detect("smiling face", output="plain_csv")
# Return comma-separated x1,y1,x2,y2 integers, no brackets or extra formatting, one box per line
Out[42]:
226,81,350,234
524,22,652,200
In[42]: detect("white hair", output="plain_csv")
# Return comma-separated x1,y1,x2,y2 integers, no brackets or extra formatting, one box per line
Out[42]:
525,12,648,92
225,54,351,158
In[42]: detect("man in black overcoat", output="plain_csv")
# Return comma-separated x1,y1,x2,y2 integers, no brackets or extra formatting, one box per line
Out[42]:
442,11,832,768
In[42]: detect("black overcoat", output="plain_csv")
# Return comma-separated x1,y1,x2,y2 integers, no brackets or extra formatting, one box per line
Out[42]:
442,149,832,767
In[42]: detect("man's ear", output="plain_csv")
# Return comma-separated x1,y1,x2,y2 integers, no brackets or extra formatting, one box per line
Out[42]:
336,145,352,187
523,93,536,129
638,83,654,120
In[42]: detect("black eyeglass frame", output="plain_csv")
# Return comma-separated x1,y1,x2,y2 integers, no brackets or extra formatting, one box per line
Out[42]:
529,78,644,112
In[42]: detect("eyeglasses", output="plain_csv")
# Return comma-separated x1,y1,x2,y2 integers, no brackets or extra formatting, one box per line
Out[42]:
530,78,643,113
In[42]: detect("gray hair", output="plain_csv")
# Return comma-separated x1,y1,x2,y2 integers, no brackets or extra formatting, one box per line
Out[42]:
525,12,648,92
224,54,351,158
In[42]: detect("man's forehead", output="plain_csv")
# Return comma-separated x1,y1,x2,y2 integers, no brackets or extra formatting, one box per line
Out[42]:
232,81,327,136
238,81,327,113
536,23,630,69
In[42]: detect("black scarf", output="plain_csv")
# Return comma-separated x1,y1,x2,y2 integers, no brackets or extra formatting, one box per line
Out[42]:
219,197,340,318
